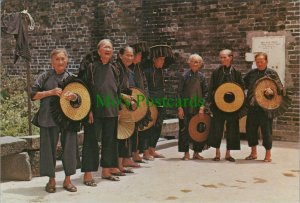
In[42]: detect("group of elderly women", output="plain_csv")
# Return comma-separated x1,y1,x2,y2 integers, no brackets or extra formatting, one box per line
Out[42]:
31,39,284,193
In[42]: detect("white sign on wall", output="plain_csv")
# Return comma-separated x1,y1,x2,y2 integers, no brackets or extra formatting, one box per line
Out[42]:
252,36,286,85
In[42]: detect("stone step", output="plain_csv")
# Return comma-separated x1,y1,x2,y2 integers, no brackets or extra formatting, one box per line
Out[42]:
0,136,27,157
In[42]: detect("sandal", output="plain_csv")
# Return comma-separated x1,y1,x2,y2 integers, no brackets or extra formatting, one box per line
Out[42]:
111,171,126,176
143,156,154,161
45,183,56,193
264,158,272,162
153,154,165,158
213,157,220,161
63,183,77,192
245,155,257,160
122,169,134,173
193,155,204,160
123,163,141,168
225,156,236,162
102,176,120,181
83,179,97,187
134,159,146,163
181,156,190,161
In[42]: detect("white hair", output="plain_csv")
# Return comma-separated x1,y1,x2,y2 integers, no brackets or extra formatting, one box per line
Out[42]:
97,39,113,49
187,54,203,63
219,49,233,57
50,48,68,59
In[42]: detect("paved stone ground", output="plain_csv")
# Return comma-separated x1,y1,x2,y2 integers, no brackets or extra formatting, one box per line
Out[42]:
0,140,299,203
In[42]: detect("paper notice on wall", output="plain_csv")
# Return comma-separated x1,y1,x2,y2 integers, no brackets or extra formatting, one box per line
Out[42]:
252,36,286,85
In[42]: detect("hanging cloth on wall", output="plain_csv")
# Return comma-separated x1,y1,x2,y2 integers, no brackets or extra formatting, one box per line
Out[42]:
2,10,35,63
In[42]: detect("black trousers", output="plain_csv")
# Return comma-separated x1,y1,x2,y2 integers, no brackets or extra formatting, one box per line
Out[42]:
81,117,118,172
208,116,240,150
40,127,77,177
118,138,132,158
178,114,207,153
138,129,151,153
131,129,139,153
246,107,273,150
149,107,165,148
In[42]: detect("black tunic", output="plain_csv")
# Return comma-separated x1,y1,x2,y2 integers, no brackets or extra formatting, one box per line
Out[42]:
129,63,149,95
31,69,71,127
115,58,134,95
177,69,208,114
244,67,284,109
208,65,246,120
143,60,165,101
78,50,120,118
92,60,119,118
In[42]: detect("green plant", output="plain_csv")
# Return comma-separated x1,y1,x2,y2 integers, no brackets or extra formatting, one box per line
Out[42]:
0,70,40,136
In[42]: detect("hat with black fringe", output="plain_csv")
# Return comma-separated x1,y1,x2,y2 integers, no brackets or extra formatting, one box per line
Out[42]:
149,45,174,59
131,41,149,54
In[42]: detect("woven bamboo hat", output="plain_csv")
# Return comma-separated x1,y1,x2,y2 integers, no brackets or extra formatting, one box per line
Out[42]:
131,41,149,54
138,102,158,131
149,45,174,59
117,112,135,139
254,77,282,110
60,82,91,121
119,87,148,122
214,82,245,113
188,113,211,142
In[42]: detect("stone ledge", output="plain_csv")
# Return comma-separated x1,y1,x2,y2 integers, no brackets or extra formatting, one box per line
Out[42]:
20,135,40,150
0,136,27,157
162,118,179,137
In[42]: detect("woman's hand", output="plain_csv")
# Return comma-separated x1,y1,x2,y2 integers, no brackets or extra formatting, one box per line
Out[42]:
199,107,204,114
129,95,137,111
88,111,94,124
178,107,184,119
265,87,274,96
63,91,77,101
50,87,62,97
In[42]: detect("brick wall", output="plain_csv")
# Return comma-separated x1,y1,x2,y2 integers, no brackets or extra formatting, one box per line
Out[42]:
1,0,299,141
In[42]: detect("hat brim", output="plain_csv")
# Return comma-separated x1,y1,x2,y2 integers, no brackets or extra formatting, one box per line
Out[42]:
214,82,245,113
188,113,211,142
254,77,282,110
60,82,91,121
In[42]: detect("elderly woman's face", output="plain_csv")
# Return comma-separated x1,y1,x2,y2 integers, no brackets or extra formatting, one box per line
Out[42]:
188,57,202,72
120,49,134,67
219,53,232,67
153,57,165,69
255,55,268,71
98,41,113,61
51,52,68,74
133,53,142,64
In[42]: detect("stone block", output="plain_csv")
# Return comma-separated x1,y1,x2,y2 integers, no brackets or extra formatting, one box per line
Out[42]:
162,119,179,137
20,135,40,150
0,136,27,157
1,152,32,181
